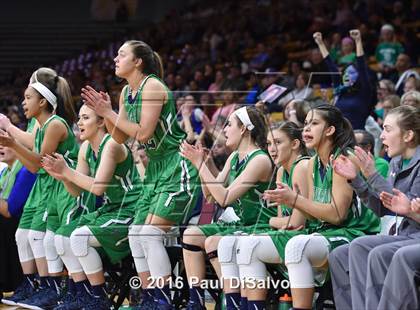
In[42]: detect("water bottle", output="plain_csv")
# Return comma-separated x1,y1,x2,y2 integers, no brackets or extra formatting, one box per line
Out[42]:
278,293,293,310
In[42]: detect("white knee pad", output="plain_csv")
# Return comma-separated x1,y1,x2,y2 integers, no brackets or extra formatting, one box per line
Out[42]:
129,225,149,273
218,236,239,279
55,235,84,274
70,226,91,257
285,234,312,265
28,230,46,259
285,234,330,288
138,225,171,278
285,234,329,267
236,236,260,266
71,226,103,275
15,228,34,262
44,230,63,273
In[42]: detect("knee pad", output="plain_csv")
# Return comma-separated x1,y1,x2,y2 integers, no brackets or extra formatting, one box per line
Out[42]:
55,234,66,256
285,234,312,265
218,236,237,264
138,225,165,257
44,230,59,260
129,226,149,273
15,229,34,262
236,237,260,266
28,230,46,259
138,225,171,277
70,227,91,257
285,234,329,267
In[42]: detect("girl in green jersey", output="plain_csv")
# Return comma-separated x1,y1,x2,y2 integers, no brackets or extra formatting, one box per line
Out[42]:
235,104,379,310
180,106,276,310
43,104,144,309
0,68,78,309
217,121,309,310
81,40,199,308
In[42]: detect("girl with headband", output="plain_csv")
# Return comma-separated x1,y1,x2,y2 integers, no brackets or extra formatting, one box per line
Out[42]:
0,68,79,309
180,106,277,310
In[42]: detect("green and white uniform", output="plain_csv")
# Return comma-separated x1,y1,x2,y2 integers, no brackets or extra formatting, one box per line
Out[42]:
19,115,79,232
64,134,144,263
199,149,277,237
268,152,380,269
280,156,310,217
123,74,199,224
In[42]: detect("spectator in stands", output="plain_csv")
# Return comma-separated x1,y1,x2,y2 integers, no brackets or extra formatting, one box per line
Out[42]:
330,105,420,310
391,54,420,95
307,48,332,87
403,76,420,93
354,129,389,177
314,29,372,130
283,99,310,128
0,145,37,301
338,36,356,66
279,72,313,107
401,90,420,108
381,94,401,124
210,87,237,129
375,79,395,120
249,43,269,70
375,24,404,76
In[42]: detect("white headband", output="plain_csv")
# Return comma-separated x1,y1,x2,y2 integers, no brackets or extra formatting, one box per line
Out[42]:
29,82,57,110
235,107,254,131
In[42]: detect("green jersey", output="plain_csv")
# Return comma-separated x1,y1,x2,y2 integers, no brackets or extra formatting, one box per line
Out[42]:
280,156,310,216
85,134,142,213
228,149,276,226
34,115,79,172
123,74,186,160
375,42,404,66
308,153,379,234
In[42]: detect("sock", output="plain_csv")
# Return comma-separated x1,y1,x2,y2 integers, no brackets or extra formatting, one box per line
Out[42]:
39,276,50,289
155,285,171,304
189,286,205,306
49,276,62,294
247,300,265,310
91,283,107,298
240,297,248,310
141,288,154,300
75,280,92,294
67,278,76,295
226,293,241,310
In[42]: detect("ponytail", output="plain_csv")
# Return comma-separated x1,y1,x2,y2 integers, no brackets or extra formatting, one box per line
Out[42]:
126,40,163,78
153,51,164,79
56,76,76,125
29,67,76,126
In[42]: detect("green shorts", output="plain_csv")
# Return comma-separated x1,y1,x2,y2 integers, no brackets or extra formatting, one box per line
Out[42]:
56,203,135,264
133,152,200,225
198,222,272,237
19,173,51,232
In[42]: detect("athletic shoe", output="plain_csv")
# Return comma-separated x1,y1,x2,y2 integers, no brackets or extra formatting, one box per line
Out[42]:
18,286,60,310
1,278,38,306
154,299,174,310
80,295,114,310
53,289,94,310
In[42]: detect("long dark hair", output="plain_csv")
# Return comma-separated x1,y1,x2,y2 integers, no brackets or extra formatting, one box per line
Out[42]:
310,103,356,152
235,106,268,151
125,40,164,79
